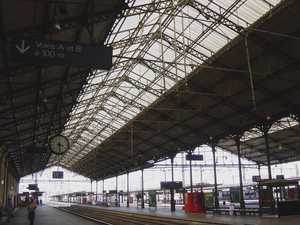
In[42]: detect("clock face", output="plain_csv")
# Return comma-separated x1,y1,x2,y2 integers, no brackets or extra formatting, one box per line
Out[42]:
49,135,69,155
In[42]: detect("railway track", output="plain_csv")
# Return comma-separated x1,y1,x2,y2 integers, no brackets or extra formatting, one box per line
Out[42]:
56,205,234,225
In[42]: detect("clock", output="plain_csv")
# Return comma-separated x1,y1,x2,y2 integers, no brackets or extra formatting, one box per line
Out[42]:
48,135,69,155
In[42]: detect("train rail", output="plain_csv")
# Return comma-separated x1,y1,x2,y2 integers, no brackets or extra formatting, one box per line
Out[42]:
56,205,235,225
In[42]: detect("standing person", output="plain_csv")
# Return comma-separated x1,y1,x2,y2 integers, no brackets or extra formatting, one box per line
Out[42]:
6,197,13,222
27,199,37,225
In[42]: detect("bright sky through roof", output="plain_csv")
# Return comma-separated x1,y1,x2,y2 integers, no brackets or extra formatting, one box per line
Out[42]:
49,0,282,172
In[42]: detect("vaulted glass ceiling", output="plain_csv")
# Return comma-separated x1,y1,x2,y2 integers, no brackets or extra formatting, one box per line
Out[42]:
49,0,281,167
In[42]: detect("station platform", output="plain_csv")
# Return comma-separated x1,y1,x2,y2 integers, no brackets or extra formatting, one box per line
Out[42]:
5,204,300,225
84,205,300,225
6,206,98,225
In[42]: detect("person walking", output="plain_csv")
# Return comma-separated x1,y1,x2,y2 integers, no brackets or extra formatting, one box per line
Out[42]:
27,199,37,225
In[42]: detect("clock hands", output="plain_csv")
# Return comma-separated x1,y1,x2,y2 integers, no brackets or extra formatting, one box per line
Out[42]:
57,142,62,153
49,135,69,155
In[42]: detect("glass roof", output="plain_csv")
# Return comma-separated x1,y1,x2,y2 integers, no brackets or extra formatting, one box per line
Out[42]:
49,0,281,167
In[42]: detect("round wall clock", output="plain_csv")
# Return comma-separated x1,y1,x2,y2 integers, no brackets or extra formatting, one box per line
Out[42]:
48,134,70,155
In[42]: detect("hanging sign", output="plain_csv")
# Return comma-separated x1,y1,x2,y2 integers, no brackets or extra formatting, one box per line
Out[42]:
52,171,64,179
160,181,183,190
8,37,113,69
252,175,261,182
276,175,284,180
186,154,203,161
28,184,38,190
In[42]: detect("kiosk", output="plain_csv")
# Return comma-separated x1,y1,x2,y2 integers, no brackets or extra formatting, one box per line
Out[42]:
258,179,300,216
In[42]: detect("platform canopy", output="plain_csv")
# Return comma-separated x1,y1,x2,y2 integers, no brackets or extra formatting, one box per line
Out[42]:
0,0,126,177
44,0,300,180
218,117,300,165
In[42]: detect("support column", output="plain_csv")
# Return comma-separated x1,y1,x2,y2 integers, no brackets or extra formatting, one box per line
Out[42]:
188,150,193,194
116,176,118,207
235,136,245,211
264,130,272,180
90,179,93,193
141,168,145,209
258,164,261,177
170,156,176,212
188,150,194,205
259,118,275,213
188,149,194,208
259,119,272,180
127,172,130,208
0,151,7,208
3,157,8,207
211,138,219,208
103,179,105,202
96,181,98,202
264,125,276,213
200,166,203,193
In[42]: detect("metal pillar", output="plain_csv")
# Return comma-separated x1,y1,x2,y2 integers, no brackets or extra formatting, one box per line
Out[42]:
170,157,176,212
258,164,261,177
264,130,272,180
3,157,8,207
96,181,98,202
127,172,130,208
188,150,193,194
188,150,194,208
116,176,118,207
200,166,203,193
211,141,219,208
235,137,245,211
181,152,185,204
0,151,7,208
103,179,105,202
262,123,275,213
141,168,145,209
90,179,93,193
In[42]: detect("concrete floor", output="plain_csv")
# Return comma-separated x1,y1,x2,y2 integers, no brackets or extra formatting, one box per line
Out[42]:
6,204,300,225
6,206,98,225
88,205,300,225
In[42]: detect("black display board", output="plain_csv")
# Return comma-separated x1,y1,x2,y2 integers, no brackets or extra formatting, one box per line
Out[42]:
186,154,203,161
160,181,183,190
52,171,64,179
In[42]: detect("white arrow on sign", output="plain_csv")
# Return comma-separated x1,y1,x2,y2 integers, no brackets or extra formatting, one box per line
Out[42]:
16,40,30,54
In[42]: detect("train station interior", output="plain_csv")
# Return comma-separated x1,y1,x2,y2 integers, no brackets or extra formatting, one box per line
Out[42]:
1,0,300,224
